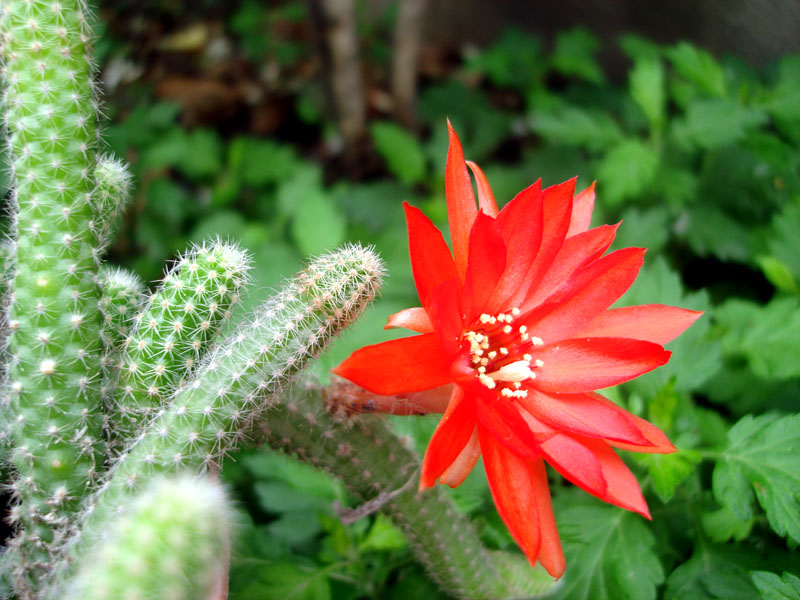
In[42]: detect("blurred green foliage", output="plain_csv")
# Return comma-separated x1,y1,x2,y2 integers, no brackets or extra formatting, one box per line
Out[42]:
58,5,800,598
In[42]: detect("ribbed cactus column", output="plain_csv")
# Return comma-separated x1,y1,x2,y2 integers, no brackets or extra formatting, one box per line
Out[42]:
63,475,231,600
109,241,250,448
49,245,383,593
1,0,105,575
260,382,558,600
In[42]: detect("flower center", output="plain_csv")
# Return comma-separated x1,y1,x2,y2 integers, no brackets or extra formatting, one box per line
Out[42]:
462,308,544,399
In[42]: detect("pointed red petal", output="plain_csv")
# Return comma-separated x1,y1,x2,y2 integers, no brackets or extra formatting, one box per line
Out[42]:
526,223,619,308
524,414,608,499
333,334,452,395
567,181,596,237
479,425,541,563
592,393,675,454
488,180,544,312
440,424,481,487
577,436,651,518
446,121,478,282
529,459,565,578
463,212,507,320
466,161,499,217
420,387,476,489
523,247,646,341
474,395,539,459
427,279,464,355
533,337,671,393
508,178,576,311
517,389,650,446
577,304,704,345
404,202,459,312
384,307,434,333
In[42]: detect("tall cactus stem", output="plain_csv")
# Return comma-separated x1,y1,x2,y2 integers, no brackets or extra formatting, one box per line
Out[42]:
109,240,251,449
1,0,105,583
259,381,559,600
60,474,231,600
49,245,383,592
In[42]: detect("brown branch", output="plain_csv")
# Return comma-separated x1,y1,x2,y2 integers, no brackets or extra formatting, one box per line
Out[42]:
391,0,426,129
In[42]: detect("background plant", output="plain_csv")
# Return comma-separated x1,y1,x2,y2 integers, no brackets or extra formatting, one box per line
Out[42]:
1,1,800,599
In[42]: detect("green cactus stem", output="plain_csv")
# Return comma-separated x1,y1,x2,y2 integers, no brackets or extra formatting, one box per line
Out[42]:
97,266,145,359
62,474,231,600
109,240,250,449
90,155,132,257
1,0,106,578
48,245,383,592
259,380,559,600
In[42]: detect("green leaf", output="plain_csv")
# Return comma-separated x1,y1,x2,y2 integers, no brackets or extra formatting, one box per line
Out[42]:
751,571,800,600
619,34,661,61
291,189,346,256
665,545,763,600
671,99,767,150
681,206,753,263
550,28,604,84
610,205,670,254
370,121,427,185
465,28,543,90
595,139,659,206
713,413,800,542
757,256,798,295
359,514,407,552
531,106,623,153
553,501,663,600
250,564,331,600
629,56,666,131
767,202,800,284
636,451,700,503
701,506,753,543
665,42,726,97
175,128,223,180
233,137,300,187
715,297,800,380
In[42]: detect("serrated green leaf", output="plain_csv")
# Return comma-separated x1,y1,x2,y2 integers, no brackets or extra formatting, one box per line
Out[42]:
531,106,623,152
465,28,543,90
290,190,346,256
665,545,762,600
234,137,300,187
713,413,800,542
665,42,726,97
715,297,800,380
370,121,427,185
610,205,670,253
671,99,767,150
249,564,331,600
636,451,700,503
757,256,798,294
767,202,800,283
553,502,663,600
701,506,753,543
752,571,800,600
551,28,604,84
629,56,666,131
359,514,407,552
595,139,659,206
175,128,223,179
682,206,753,263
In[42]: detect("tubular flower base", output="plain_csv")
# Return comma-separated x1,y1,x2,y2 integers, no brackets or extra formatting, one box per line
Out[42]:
334,122,702,578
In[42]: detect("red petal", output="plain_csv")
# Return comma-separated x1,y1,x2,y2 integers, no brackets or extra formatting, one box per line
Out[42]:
446,121,478,282
517,389,651,446
479,425,541,563
532,337,671,393
577,436,651,518
333,334,452,395
594,394,675,454
524,414,608,499
420,387,476,489
487,180,543,311
384,307,434,333
567,181,596,237
427,279,464,355
577,304,704,345
523,247,646,341
474,395,539,459
327,379,451,415
507,179,576,311
529,459,565,577
404,202,459,312
463,212,507,320
526,223,619,308
440,424,481,487
466,161,499,217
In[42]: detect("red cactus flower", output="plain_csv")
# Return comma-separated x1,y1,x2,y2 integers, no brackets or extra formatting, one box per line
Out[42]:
334,123,701,578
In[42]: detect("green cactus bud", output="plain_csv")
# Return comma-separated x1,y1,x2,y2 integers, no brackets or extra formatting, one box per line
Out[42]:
1,0,106,580
60,474,231,600
51,245,383,591
90,156,132,256
260,381,559,600
109,240,251,449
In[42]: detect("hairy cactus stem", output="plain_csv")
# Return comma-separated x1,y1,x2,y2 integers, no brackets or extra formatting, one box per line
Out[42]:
258,380,559,600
